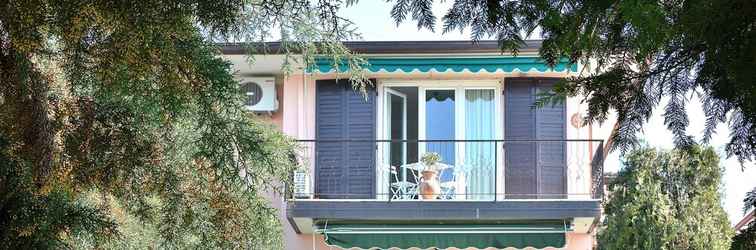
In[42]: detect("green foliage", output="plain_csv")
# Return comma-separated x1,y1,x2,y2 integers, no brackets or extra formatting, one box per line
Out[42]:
744,188,756,214
731,188,756,249
0,0,367,248
227,0,371,90
0,136,118,249
598,146,733,249
388,0,756,163
731,221,756,250
420,152,442,166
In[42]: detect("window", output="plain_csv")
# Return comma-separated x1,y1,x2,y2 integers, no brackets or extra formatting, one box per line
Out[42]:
382,81,501,200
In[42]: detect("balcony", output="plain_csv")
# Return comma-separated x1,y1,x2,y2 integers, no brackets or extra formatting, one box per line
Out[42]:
286,139,605,234
292,139,605,200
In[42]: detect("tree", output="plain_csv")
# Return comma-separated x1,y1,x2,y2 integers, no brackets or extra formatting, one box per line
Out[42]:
0,0,365,248
387,0,756,163
731,188,756,249
597,146,732,249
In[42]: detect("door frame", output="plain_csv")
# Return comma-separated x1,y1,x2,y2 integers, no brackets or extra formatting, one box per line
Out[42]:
380,80,503,200
384,88,409,183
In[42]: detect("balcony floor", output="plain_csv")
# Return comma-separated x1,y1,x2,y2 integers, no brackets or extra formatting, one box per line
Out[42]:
286,199,600,234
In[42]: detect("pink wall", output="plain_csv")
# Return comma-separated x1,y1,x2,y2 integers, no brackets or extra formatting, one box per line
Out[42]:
270,82,284,127
277,74,331,249
281,74,316,139
280,74,301,136
564,232,595,250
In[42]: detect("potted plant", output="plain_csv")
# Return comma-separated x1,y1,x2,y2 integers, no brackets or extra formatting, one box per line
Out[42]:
419,152,442,200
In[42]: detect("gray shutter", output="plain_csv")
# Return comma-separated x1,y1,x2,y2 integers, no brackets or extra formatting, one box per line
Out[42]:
504,78,537,199
535,79,566,199
504,78,566,199
315,79,376,199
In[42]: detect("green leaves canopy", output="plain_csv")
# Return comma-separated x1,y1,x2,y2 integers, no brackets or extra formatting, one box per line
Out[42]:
0,0,365,248
388,0,756,163
598,146,733,249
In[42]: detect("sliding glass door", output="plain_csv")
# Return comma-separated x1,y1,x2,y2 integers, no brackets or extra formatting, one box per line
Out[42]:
383,82,500,201
420,87,498,200
464,89,496,200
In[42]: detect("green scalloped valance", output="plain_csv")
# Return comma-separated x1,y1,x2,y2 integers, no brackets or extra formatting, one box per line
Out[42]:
310,56,577,73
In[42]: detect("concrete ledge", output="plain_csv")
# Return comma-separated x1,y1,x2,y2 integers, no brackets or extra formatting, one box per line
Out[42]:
287,199,600,222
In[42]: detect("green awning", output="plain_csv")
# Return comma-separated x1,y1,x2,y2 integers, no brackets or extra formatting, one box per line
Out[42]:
309,57,577,74
319,222,568,249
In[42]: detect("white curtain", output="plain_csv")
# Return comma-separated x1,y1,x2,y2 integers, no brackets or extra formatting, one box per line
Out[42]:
465,89,495,200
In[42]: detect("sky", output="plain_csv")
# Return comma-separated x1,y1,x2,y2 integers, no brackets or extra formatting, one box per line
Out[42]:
338,1,756,225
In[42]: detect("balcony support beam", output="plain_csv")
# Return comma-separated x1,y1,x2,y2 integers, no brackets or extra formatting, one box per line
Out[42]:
286,199,600,234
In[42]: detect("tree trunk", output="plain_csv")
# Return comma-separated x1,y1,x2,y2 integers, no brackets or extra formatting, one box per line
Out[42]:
0,49,55,189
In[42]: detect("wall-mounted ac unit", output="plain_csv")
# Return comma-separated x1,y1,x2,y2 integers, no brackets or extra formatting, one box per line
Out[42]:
239,77,278,112
293,170,311,199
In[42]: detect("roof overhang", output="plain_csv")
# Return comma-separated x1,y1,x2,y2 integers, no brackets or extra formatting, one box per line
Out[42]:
735,210,755,231
219,40,557,76
219,40,542,55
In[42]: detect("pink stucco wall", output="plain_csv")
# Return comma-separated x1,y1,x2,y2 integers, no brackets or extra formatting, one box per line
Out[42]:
277,74,330,249
281,74,316,139
563,232,595,250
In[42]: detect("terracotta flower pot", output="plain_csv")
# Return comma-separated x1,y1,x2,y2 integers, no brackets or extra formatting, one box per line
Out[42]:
419,170,440,200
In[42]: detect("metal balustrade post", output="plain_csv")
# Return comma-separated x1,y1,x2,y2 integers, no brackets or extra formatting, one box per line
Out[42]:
494,141,498,202
388,141,393,203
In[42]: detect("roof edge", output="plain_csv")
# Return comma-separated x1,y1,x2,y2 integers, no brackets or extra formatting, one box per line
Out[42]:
734,210,754,230
219,40,542,55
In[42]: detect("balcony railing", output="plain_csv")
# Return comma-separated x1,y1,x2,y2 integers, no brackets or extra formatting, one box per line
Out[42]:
291,139,604,201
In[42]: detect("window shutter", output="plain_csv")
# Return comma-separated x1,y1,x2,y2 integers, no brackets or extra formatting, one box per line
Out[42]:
504,78,566,199
535,79,566,199
315,79,376,199
504,78,538,199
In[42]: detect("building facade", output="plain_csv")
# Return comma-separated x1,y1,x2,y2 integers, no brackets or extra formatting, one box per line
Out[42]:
222,40,612,250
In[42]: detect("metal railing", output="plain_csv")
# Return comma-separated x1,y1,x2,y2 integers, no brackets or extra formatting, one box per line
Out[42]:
291,139,605,201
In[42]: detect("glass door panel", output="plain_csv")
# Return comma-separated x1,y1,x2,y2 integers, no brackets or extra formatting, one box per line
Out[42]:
424,89,457,200
425,89,456,165
387,90,407,168
464,89,496,200
385,88,411,200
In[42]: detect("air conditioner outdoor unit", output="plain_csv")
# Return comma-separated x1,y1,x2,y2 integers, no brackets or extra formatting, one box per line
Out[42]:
293,170,311,199
238,77,278,112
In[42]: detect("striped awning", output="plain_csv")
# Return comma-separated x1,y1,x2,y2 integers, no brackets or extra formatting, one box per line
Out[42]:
309,57,577,73
319,221,569,249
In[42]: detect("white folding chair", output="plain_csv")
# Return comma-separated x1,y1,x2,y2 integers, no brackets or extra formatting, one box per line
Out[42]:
390,165,418,200
439,166,460,200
